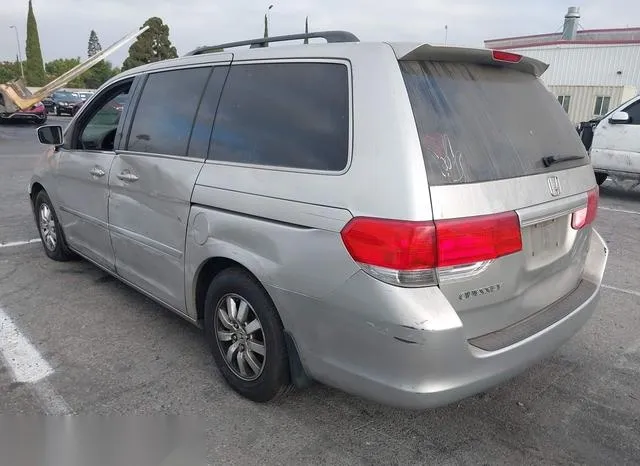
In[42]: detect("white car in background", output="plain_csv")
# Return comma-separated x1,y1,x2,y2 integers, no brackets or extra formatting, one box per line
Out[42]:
590,94,640,186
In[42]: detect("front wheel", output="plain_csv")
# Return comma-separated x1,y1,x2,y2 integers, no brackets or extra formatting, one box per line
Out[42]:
204,268,292,402
595,172,608,186
34,191,75,261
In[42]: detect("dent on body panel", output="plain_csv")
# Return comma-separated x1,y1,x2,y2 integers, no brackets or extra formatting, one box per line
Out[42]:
112,154,198,243
185,204,360,303
282,271,463,374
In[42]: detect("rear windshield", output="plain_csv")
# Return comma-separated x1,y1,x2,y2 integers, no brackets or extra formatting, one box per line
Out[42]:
400,61,588,185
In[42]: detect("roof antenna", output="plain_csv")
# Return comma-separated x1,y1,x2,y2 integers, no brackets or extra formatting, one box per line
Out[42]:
444,25,448,45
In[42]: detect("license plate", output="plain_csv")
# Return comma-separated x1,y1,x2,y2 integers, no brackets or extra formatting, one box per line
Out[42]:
528,217,566,256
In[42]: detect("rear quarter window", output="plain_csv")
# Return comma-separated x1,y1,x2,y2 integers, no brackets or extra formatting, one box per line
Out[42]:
208,62,350,171
400,61,588,185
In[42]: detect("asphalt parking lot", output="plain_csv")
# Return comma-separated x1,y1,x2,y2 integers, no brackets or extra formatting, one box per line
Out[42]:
1,116,639,465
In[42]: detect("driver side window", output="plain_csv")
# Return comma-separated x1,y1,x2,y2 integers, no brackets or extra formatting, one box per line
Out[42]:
77,81,132,151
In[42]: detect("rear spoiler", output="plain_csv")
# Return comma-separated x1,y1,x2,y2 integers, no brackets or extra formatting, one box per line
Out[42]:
389,43,549,77
0,26,148,113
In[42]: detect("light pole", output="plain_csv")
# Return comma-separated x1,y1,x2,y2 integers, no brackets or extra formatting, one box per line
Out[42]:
266,4,274,34
9,25,25,81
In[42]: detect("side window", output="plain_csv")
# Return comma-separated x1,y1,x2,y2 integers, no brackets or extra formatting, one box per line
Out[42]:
127,67,211,157
624,100,640,125
187,66,229,158
594,96,611,116
76,81,132,151
209,62,349,171
557,95,570,113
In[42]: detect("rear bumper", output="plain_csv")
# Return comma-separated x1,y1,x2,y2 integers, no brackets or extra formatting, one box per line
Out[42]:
274,230,608,409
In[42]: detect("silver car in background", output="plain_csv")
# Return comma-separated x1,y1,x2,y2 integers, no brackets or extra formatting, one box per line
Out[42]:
30,31,608,409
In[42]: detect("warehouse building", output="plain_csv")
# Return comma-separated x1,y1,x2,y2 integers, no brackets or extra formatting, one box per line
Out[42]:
485,7,640,124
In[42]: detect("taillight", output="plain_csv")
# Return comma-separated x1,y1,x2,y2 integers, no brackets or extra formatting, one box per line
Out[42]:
341,212,522,287
340,218,437,270
492,50,523,63
435,212,523,268
572,188,599,229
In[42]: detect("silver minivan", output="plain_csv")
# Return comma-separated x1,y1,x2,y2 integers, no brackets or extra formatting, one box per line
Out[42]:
30,31,608,409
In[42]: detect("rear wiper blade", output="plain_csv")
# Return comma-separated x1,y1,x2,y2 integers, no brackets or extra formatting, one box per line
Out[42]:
542,154,585,167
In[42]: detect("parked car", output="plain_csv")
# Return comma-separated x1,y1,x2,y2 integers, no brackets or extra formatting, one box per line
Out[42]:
79,91,95,101
0,96,47,124
71,93,123,116
42,91,83,116
588,94,640,185
70,100,85,116
29,32,608,409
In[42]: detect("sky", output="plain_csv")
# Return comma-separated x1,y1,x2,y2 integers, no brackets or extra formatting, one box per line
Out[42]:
1,0,639,67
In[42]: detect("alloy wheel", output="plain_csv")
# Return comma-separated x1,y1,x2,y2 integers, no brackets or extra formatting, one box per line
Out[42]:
39,203,57,251
214,293,266,381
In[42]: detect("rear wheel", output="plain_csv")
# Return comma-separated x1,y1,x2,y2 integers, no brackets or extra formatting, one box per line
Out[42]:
595,172,608,186
34,191,75,261
204,268,292,402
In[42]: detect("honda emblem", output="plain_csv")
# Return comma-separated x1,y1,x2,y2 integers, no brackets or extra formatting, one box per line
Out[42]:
547,176,561,197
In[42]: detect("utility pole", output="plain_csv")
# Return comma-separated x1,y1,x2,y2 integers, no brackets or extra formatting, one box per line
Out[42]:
9,25,25,81
304,16,309,44
444,25,448,46
265,5,274,36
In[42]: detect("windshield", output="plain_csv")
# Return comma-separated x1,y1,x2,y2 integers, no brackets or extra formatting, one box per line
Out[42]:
400,61,589,185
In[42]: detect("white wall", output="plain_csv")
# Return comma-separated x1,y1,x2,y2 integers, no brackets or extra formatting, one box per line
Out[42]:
513,44,640,88
547,85,638,124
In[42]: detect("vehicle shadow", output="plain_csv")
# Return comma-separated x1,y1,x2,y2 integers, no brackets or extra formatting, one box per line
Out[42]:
599,179,640,202
0,119,42,127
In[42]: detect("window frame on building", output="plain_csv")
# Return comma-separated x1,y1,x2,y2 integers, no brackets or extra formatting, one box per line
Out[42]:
557,95,571,113
594,96,611,117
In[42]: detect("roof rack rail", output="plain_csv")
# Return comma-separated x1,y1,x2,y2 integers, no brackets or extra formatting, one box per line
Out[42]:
184,30,360,56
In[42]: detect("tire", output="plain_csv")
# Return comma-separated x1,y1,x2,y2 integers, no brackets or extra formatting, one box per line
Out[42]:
204,267,292,402
595,172,608,186
34,191,75,261
55,107,61,116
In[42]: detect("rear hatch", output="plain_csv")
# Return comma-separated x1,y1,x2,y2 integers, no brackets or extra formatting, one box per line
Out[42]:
397,46,597,339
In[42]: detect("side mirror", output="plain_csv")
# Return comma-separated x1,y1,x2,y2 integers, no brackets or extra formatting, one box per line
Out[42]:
37,125,64,146
609,111,630,124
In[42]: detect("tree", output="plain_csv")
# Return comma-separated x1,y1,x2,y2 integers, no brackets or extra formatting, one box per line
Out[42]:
304,17,309,44
88,30,102,57
45,58,84,88
24,0,46,86
0,61,21,83
43,57,118,89
83,61,118,89
122,17,178,71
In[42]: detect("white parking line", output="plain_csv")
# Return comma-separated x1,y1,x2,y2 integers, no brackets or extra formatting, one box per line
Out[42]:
0,306,72,414
599,206,640,216
0,238,41,249
33,381,73,415
602,284,640,299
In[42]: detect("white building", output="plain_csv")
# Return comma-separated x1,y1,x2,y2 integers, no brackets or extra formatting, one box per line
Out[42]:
485,7,640,124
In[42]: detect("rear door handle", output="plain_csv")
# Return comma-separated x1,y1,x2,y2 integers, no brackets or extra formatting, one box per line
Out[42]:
117,172,139,182
90,167,106,178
